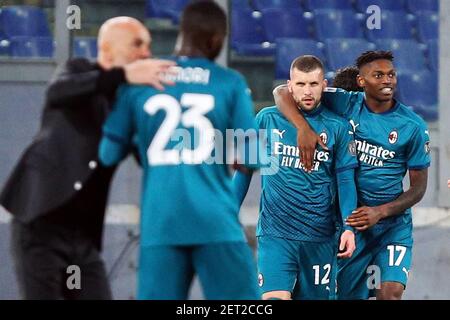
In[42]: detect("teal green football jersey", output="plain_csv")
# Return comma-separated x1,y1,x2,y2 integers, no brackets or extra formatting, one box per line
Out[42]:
322,88,431,229
256,105,358,241
99,57,258,245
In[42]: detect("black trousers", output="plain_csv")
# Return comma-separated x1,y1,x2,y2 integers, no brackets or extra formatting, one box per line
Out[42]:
10,218,112,300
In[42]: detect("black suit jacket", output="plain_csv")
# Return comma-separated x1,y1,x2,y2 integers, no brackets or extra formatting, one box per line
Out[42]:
0,58,126,232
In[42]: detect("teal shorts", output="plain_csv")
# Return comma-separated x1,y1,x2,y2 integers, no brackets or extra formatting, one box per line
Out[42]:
337,219,413,300
257,235,336,300
138,241,259,300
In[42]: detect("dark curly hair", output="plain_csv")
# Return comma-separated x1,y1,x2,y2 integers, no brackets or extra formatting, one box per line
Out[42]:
356,50,394,69
332,66,363,92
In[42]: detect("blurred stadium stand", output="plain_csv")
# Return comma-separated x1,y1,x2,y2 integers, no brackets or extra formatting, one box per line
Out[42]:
355,0,406,12
260,8,311,42
275,38,325,80
0,0,440,120
325,38,376,70
304,0,354,11
73,36,97,59
313,10,364,40
253,0,301,10
145,0,189,24
397,71,439,121
0,5,51,37
230,9,274,56
375,39,428,70
407,0,438,13
9,35,53,57
417,11,439,42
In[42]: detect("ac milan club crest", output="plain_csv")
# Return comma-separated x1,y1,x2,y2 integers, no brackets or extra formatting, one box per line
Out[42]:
425,141,431,154
388,130,398,144
258,273,264,287
320,132,328,144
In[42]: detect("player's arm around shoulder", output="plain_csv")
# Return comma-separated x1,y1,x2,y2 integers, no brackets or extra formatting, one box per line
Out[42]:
322,87,363,117
334,115,358,259
98,85,136,167
47,57,132,107
273,85,328,172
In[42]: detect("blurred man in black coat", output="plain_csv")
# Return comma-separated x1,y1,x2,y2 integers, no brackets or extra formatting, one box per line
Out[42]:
0,16,174,300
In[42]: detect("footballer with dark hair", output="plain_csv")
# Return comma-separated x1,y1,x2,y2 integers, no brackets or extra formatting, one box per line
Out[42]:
274,50,430,300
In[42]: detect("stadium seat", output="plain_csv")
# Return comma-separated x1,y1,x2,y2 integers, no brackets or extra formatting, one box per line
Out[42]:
355,0,406,12
397,71,438,121
406,0,438,13
260,8,310,42
9,36,53,58
427,39,438,72
365,11,414,41
325,38,375,70
0,6,51,37
253,0,301,10
303,0,353,11
417,12,439,42
231,9,275,56
230,0,252,11
145,0,189,24
0,39,10,56
313,10,364,40
275,38,326,80
73,37,98,59
375,39,427,71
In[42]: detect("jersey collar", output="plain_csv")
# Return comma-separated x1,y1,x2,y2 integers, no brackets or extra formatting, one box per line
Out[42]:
299,102,324,118
363,99,400,115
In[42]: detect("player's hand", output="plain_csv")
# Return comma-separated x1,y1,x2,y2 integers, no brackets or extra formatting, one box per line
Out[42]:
345,206,384,231
231,160,252,175
124,58,177,90
337,230,355,259
297,126,328,173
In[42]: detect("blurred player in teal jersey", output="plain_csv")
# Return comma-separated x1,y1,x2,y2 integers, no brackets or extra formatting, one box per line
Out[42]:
234,56,357,300
274,51,430,300
99,1,260,300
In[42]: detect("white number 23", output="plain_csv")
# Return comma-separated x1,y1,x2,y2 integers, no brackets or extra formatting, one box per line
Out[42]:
144,93,215,165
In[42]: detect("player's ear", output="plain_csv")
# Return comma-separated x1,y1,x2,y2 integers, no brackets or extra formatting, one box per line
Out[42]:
323,78,328,90
100,41,112,61
357,74,364,88
209,33,225,60
287,80,293,93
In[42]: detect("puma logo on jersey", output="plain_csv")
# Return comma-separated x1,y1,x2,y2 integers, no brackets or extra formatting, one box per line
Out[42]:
402,267,409,279
349,120,360,133
273,129,286,139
